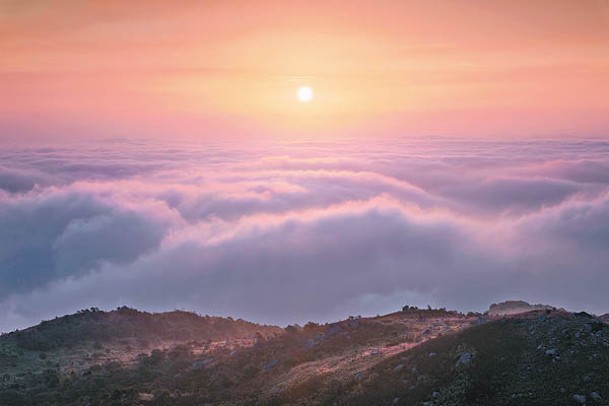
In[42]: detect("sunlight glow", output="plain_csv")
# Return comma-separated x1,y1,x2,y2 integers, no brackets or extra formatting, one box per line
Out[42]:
297,86,314,102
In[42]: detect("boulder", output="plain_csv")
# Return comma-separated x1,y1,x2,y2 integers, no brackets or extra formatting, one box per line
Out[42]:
573,394,586,404
456,352,472,366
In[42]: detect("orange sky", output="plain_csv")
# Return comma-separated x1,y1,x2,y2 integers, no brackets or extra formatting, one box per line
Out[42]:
1,0,609,142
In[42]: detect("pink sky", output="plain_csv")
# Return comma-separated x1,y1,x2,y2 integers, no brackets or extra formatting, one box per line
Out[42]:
1,0,609,142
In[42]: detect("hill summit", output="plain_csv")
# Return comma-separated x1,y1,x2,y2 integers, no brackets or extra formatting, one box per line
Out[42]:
487,300,555,317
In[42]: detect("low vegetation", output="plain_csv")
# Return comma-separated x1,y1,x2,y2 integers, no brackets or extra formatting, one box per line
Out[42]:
1,304,608,405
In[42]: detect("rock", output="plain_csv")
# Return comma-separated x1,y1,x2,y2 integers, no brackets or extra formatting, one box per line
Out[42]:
263,359,278,371
392,397,400,405
456,352,472,366
394,364,404,372
432,391,440,398
487,300,554,316
428,352,437,357
545,348,558,356
590,392,602,401
573,394,587,404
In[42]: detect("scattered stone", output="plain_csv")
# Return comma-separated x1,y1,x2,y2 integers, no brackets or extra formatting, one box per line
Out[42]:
545,348,558,356
392,397,400,405
428,352,437,357
263,359,278,371
456,352,472,366
590,392,602,401
394,364,404,372
432,391,440,398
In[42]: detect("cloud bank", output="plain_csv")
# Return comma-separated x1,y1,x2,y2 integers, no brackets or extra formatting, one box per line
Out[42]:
1,138,609,331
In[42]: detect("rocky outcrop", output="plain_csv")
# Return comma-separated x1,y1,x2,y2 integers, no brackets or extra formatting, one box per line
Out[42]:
487,300,555,317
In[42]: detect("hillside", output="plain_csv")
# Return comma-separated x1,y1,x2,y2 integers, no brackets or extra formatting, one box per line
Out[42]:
7,306,281,351
0,306,608,405
0,306,282,404
337,310,609,406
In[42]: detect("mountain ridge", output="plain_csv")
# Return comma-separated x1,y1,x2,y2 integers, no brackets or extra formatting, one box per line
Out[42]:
1,302,608,405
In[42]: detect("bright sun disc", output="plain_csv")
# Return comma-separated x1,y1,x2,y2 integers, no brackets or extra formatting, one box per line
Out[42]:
297,86,313,102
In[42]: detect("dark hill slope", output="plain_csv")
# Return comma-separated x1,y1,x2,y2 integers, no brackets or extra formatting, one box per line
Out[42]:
6,307,281,352
335,310,609,406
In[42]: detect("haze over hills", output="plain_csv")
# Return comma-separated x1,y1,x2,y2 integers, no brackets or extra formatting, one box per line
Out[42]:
1,301,608,406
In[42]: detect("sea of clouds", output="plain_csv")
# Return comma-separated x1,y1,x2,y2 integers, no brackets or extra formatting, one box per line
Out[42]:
1,137,609,331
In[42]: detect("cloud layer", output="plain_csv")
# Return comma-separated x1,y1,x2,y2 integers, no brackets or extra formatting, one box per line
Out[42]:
1,138,609,331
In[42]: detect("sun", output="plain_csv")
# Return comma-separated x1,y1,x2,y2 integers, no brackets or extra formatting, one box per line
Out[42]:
297,86,313,102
